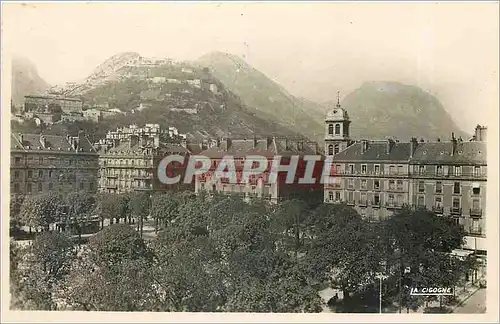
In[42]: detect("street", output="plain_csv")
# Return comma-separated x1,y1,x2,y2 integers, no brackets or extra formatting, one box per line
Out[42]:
453,288,486,313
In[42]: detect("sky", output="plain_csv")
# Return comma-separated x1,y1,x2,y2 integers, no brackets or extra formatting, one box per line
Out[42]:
3,2,498,132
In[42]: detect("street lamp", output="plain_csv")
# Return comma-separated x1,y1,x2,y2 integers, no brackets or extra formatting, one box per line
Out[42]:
375,273,389,313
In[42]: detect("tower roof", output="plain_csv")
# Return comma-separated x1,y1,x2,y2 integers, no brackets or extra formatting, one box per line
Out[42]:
326,90,349,121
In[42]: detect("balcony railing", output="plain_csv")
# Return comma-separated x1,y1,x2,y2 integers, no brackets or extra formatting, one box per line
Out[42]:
358,200,368,207
432,206,444,213
385,202,403,209
450,207,462,215
468,226,483,236
470,208,483,217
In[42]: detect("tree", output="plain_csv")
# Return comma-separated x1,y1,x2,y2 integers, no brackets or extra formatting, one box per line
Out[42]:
303,204,384,301
96,193,121,228
12,232,75,310
10,194,25,233
129,192,151,237
65,191,97,238
383,207,469,312
19,193,61,231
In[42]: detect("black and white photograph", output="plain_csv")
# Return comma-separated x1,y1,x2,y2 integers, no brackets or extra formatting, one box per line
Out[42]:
1,1,498,323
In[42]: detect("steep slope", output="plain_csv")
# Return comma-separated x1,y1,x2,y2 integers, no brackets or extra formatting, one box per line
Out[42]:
339,81,469,140
195,52,326,142
11,56,50,106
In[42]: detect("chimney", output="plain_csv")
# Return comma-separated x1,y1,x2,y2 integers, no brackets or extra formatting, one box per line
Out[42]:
451,133,457,156
180,137,187,148
410,137,418,158
153,134,160,148
130,134,139,148
39,135,47,149
474,125,487,142
386,139,395,154
267,136,274,150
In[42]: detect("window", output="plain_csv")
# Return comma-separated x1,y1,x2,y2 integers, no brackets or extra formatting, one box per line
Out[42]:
335,191,341,201
388,194,395,204
348,164,354,174
471,219,480,233
472,199,480,210
360,208,366,217
397,194,403,205
361,180,367,190
436,165,443,176
348,191,354,202
328,145,333,156
472,183,480,195
418,181,425,192
417,196,424,206
361,192,367,203
361,164,367,174
39,156,43,164
435,196,442,207
455,166,462,176
328,124,334,135
453,182,460,194
374,194,380,205
13,183,20,193
435,181,442,193
335,124,340,135
348,179,354,189
474,166,481,176
28,170,33,178
334,144,340,154
452,197,460,209
374,180,380,190
38,170,43,178
336,164,342,174
396,180,403,191
374,165,380,174
27,183,32,194
69,159,72,165
419,165,425,175
49,170,53,178
15,157,21,165
49,183,53,190
14,171,19,179
389,165,395,175
389,180,395,190
328,191,334,201
89,182,94,190
397,165,404,174
38,183,42,192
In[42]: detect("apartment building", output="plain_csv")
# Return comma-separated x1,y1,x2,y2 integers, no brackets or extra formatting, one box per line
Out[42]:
194,137,324,203
10,132,99,199
323,100,488,252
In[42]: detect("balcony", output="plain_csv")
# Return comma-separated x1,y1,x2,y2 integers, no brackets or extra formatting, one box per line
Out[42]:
432,206,444,214
385,202,403,209
106,174,118,178
450,207,462,215
105,184,118,189
468,226,483,236
358,200,368,207
470,208,483,217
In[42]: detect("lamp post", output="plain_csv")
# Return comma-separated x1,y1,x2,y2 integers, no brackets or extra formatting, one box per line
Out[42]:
376,260,388,314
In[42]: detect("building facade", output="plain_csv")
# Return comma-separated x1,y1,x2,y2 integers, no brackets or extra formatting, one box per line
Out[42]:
194,137,324,203
323,102,488,252
24,95,84,115
10,132,99,199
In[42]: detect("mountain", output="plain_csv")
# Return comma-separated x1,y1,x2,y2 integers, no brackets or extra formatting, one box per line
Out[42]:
338,81,470,141
11,56,50,106
195,52,326,142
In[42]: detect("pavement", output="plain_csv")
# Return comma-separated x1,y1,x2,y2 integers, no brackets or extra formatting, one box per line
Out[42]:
452,287,486,313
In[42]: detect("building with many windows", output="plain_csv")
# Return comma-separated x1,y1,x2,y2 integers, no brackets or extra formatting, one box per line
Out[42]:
10,132,99,199
195,137,324,203
323,101,488,252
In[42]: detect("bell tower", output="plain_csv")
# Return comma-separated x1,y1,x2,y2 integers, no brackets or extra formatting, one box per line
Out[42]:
325,91,351,156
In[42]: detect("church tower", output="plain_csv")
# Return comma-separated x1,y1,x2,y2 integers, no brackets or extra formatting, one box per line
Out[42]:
325,91,351,156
